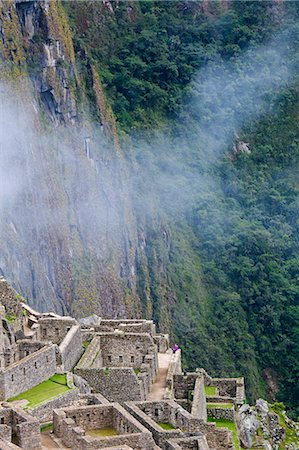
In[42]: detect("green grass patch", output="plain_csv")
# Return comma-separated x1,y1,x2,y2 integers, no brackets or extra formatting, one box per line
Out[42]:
207,403,234,409
8,374,70,408
86,427,118,437
270,403,298,449
205,386,217,396
134,368,141,375
105,367,109,375
157,422,176,430
5,314,16,323
40,423,53,433
82,340,91,349
208,418,239,449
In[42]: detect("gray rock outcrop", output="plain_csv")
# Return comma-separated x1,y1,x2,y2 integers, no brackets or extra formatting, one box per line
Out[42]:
238,404,259,448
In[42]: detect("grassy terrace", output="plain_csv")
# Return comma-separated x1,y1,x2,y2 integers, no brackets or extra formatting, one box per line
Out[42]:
8,374,70,408
205,386,217,396
207,402,234,409
208,418,239,449
87,427,118,437
158,422,176,430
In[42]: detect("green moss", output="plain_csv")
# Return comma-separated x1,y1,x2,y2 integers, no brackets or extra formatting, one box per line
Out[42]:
157,422,176,430
8,374,70,408
134,368,141,375
205,386,217,396
208,418,240,449
105,367,109,375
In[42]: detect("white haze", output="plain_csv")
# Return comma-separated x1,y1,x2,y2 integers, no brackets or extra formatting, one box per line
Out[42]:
0,27,296,310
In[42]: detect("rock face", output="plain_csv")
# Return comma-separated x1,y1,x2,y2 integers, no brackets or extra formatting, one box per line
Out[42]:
0,0,155,320
238,404,259,448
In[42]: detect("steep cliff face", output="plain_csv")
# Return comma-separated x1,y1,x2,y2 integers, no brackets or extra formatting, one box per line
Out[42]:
0,0,159,320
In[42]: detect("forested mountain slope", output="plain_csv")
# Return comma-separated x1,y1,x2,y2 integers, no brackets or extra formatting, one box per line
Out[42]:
0,0,298,419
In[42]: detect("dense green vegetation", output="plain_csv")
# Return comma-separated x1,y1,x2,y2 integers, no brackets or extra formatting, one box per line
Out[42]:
63,1,299,419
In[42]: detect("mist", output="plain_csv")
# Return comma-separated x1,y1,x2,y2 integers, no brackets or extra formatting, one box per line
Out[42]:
0,25,296,315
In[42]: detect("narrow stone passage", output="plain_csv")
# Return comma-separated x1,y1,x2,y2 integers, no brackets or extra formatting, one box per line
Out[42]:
148,352,172,401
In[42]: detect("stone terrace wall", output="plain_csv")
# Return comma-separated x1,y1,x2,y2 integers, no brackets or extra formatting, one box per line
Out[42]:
38,317,77,345
207,405,234,421
0,345,56,400
75,367,143,403
59,324,83,371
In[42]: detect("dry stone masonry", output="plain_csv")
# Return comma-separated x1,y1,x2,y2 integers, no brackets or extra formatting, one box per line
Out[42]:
0,277,294,450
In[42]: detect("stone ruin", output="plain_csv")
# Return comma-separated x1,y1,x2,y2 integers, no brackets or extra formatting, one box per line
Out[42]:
0,276,261,450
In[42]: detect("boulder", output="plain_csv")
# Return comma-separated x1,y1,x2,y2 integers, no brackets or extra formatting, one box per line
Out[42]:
238,404,259,448
256,398,269,417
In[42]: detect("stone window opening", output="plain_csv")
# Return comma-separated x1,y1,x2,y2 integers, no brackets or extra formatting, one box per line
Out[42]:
11,374,14,381
155,408,159,416
55,328,59,336
108,355,112,363
131,355,134,363
34,361,37,369
0,417,4,424
46,356,49,363
119,355,123,363
23,367,26,375
142,355,146,363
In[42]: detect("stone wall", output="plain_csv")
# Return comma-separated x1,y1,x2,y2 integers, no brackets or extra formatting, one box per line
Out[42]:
0,405,41,450
125,400,234,450
38,317,77,345
166,350,182,395
207,405,234,421
166,435,210,450
58,324,83,371
0,344,56,400
75,367,143,402
125,401,184,449
153,334,169,353
53,403,155,450
199,369,245,405
97,332,157,371
191,376,207,421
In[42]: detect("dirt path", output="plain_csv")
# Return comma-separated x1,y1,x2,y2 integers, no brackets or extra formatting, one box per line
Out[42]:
148,352,172,401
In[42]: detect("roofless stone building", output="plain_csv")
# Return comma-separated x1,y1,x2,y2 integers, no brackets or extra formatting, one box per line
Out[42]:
0,277,247,449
